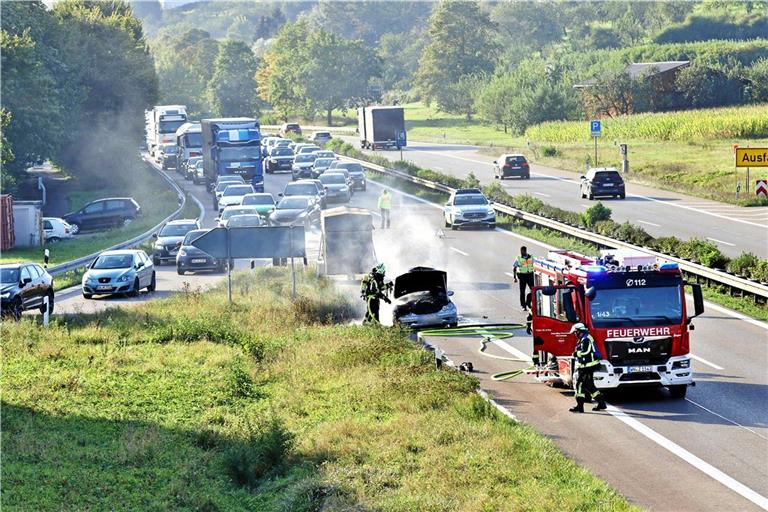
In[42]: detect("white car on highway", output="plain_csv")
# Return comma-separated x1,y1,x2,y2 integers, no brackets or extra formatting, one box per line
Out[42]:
443,188,496,230
217,205,259,227
217,184,254,212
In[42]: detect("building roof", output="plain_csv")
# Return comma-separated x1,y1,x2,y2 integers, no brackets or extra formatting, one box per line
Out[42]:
625,61,690,79
574,61,691,89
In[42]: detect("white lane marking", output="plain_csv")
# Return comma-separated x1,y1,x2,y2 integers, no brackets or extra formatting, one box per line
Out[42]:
706,237,736,247
685,398,768,441
493,339,533,363
534,192,551,197
367,176,768,332
434,166,444,170
690,353,724,370
450,246,469,256
411,148,767,228
606,404,768,511
637,219,661,227
580,204,591,208
504,272,515,278
697,299,768,331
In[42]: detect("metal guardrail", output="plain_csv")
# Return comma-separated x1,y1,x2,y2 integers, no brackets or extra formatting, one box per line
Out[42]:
344,156,768,301
47,158,187,276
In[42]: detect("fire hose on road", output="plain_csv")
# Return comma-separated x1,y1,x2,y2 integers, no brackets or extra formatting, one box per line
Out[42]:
419,324,547,381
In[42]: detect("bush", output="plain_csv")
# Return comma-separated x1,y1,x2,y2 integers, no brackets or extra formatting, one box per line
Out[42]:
541,145,560,157
224,419,294,488
750,259,768,283
292,294,356,324
727,252,759,276
465,171,481,189
677,238,729,268
512,194,545,214
612,222,653,246
581,202,612,228
651,236,683,256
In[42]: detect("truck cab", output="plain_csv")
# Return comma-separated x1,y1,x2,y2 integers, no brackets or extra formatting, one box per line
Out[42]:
530,249,704,399
201,118,263,194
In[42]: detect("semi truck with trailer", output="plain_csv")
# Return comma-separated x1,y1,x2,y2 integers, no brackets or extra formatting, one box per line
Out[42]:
146,105,187,157
529,249,704,399
357,106,406,150
200,118,263,194
175,122,202,173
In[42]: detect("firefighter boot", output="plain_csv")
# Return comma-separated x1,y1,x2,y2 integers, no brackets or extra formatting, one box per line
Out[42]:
569,399,584,413
593,397,607,411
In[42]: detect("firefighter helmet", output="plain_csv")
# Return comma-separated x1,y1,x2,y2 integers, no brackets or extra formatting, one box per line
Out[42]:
373,263,386,275
569,323,588,334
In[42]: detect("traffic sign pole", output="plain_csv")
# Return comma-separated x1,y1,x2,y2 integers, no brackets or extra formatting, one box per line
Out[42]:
594,136,598,167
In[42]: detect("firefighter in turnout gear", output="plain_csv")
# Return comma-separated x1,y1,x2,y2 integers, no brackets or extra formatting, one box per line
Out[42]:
569,323,607,413
361,263,391,323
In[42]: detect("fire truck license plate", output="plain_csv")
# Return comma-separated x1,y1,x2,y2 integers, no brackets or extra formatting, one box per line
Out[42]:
629,365,653,373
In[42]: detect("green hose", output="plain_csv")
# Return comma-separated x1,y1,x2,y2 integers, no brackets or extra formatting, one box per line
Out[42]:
420,324,534,381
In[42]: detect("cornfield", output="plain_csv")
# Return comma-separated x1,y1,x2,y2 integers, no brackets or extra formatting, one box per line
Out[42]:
525,104,768,143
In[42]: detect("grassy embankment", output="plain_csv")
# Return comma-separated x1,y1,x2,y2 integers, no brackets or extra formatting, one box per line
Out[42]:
1,160,183,266
399,102,768,205
1,268,636,511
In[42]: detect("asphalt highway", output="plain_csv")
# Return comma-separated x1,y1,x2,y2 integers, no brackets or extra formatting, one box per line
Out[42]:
52,155,768,511
345,137,768,259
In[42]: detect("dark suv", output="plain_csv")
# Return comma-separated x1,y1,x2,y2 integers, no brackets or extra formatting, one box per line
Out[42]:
1,263,54,319
63,197,141,234
580,168,626,200
280,123,302,137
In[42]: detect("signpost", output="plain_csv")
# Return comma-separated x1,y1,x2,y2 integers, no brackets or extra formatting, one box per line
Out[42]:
192,226,307,302
734,147,768,199
396,130,406,161
590,120,601,166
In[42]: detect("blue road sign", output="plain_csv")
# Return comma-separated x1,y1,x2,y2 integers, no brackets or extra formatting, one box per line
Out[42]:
191,226,306,259
590,120,602,137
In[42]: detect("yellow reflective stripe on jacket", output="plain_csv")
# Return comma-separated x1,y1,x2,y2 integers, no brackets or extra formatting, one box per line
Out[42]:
576,335,600,368
378,194,391,209
516,255,534,273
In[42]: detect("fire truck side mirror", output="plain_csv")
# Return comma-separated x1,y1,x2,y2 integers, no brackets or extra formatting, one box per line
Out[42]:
690,283,704,321
585,286,596,301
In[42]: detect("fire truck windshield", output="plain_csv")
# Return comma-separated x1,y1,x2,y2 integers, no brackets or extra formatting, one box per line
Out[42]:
589,285,682,328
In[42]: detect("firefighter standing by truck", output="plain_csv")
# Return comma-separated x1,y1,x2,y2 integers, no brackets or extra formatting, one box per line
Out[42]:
361,263,391,323
569,323,607,413
513,246,534,311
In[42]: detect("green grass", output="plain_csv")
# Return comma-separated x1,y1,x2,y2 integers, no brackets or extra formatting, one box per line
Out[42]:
701,285,768,322
2,268,636,511
1,163,181,266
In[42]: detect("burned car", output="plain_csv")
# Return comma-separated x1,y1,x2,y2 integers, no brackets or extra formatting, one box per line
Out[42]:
392,267,458,328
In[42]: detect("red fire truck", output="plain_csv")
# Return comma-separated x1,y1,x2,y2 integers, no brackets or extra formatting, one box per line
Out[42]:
530,249,704,398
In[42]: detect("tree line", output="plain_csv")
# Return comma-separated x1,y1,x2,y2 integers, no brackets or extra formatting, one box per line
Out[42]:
1,0,157,192
152,21,381,125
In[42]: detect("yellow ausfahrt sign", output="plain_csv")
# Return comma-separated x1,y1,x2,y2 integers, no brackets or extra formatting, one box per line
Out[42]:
735,148,768,167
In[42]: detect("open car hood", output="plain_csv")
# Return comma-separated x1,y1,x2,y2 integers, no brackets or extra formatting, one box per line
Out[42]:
394,267,447,299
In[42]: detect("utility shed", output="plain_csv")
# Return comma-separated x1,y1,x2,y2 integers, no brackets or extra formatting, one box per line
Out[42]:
12,200,43,248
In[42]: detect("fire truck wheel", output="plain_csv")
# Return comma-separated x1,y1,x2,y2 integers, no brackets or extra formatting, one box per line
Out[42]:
668,385,687,399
